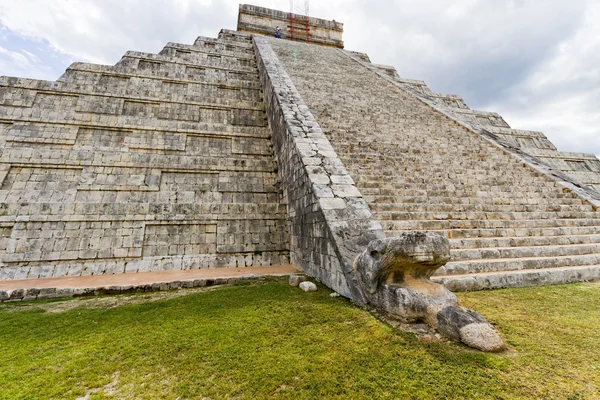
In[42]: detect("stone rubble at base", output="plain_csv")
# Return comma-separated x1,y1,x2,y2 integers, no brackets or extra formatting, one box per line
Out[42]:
288,274,307,287
299,281,317,292
0,274,251,302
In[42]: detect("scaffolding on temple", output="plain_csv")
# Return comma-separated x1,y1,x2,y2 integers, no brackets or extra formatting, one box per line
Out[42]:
288,0,311,43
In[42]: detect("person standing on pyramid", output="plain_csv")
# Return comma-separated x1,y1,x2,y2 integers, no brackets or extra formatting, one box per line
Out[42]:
275,26,282,38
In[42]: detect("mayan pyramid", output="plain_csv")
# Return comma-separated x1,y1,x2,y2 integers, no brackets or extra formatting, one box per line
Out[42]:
0,4,599,294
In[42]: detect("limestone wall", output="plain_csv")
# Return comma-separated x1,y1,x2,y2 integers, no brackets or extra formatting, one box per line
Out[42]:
0,30,290,280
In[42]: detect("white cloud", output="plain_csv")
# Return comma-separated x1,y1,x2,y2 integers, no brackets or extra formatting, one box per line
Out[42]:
487,0,600,155
0,0,239,64
0,45,55,79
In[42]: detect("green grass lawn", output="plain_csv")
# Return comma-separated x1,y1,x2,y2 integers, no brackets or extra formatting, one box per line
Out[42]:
1,278,599,399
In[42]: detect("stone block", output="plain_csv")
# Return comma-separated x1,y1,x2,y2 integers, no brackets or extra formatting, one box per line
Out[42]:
299,281,317,292
289,274,307,287
319,198,346,210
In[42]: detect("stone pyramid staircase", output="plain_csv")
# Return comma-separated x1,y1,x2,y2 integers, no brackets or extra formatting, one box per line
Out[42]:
268,38,600,290
0,30,289,280
368,59,600,194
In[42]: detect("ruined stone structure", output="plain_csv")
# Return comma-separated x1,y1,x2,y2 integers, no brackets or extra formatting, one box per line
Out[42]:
1,5,600,345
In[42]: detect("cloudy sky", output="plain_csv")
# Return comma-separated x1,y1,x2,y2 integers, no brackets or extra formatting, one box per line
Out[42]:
0,0,598,156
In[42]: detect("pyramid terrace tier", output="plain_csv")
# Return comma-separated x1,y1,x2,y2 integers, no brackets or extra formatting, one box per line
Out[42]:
0,31,290,280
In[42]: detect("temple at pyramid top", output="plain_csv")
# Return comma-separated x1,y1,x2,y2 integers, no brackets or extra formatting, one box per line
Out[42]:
237,4,344,48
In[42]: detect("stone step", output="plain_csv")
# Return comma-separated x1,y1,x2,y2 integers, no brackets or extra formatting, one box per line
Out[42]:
336,145,514,155
153,51,257,71
60,63,260,86
337,141,515,150
360,187,569,197
332,134,510,144
161,41,255,60
369,203,595,213
428,93,469,109
119,52,258,75
373,211,599,221
380,218,600,231
348,168,539,178
340,153,523,164
337,146,522,155
352,171,548,181
356,180,557,190
348,161,527,171
159,45,256,61
342,166,541,177
217,30,253,45
190,43,254,57
437,225,600,239
362,187,575,197
118,52,257,74
58,63,261,87
356,180,556,189
0,149,278,174
366,193,582,205
0,104,269,128
194,35,254,50
356,177,557,186
451,243,600,262
433,265,600,291
15,74,264,102
448,234,600,249
365,195,585,206
438,253,600,276
348,168,551,180
0,116,272,146
0,202,288,217
0,84,265,113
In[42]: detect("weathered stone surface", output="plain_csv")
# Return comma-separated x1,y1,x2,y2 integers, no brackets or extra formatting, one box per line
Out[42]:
269,36,600,291
237,4,344,48
241,273,265,280
299,281,317,292
37,288,57,299
362,60,600,197
355,232,450,295
8,288,24,300
254,34,383,303
436,306,505,352
458,323,506,353
289,274,307,287
55,288,74,298
0,29,290,281
354,232,505,352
